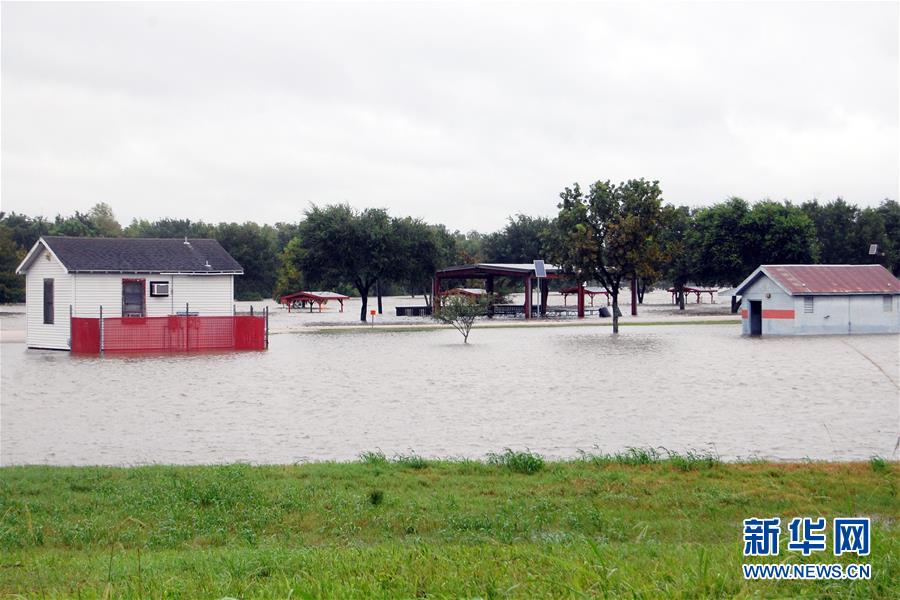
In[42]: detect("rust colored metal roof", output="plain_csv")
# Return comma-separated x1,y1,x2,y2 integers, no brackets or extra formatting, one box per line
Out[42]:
763,265,900,295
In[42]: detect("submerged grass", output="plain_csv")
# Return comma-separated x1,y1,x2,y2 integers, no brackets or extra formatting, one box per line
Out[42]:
0,457,897,598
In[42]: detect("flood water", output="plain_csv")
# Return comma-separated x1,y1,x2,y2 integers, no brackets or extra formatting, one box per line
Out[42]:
1,324,898,465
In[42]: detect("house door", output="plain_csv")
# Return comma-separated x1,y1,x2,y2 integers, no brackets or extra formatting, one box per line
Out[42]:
749,300,762,336
122,279,146,317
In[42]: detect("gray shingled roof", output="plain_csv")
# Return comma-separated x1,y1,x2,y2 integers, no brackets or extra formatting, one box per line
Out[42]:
36,236,243,274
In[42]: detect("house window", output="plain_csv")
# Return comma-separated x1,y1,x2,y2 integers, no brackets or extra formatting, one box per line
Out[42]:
43,278,54,324
885,296,894,313
803,297,814,314
122,279,146,317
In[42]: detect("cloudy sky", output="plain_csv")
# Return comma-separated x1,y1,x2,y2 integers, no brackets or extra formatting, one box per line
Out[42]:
2,1,897,232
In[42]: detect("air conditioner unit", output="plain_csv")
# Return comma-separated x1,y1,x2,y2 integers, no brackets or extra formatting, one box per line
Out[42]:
150,281,170,297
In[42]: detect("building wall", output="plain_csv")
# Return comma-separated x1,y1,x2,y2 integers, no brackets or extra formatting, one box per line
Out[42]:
71,274,234,317
170,275,234,316
739,276,795,335
24,248,72,350
741,274,900,335
849,295,899,334
26,267,236,349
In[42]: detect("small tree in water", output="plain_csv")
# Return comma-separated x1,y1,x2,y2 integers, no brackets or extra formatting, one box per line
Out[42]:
435,295,487,343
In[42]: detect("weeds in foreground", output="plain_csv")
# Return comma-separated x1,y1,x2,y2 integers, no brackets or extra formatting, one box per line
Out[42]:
487,449,545,474
358,450,429,469
578,446,721,471
393,452,429,470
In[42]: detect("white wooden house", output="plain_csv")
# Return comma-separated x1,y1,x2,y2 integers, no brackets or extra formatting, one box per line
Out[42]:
734,264,900,336
15,236,243,350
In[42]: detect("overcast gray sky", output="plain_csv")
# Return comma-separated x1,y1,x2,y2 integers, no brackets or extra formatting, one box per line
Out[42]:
2,1,897,232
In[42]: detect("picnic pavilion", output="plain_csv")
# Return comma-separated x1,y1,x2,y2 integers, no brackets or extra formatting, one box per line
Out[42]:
280,291,350,312
433,262,598,319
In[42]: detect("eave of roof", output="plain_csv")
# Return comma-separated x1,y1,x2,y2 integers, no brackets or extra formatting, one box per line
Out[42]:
436,262,562,276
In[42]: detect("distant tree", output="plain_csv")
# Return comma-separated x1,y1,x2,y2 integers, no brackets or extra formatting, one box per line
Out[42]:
50,212,98,237
212,222,279,300
0,223,25,302
740,200,819,268
291,204,394,322
88,203,122,237
875,199,900,274
454,230,486,264
801,198,859,264
545,179,665,333
273,237,305,300
0,212,51,249
659,205,695,310
691,197,750,287
389,216,441,297
483,214,551,263
123,218,214,238
435,294,487,343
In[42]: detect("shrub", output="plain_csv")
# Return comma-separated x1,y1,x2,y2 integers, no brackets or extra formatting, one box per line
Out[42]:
870,456,890,473
434,295,488,343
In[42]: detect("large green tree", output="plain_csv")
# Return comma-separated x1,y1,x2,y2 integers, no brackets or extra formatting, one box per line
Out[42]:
291,204,394,322
545,179,665,332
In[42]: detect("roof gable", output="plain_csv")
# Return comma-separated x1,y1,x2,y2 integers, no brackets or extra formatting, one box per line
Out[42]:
17,237,243,275
735,264,899,296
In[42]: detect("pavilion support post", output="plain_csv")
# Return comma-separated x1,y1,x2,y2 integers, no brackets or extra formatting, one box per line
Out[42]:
631,274,638,316
485,275,495,318
539,279,548,316
524,276,532,320
577,283,585,318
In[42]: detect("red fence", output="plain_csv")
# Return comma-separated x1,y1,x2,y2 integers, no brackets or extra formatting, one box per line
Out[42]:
70,315,266,354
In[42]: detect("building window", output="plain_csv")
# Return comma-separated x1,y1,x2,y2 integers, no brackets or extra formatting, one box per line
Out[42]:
150,281,169,297
803,297,814,314
122,279,146,317
885,296,894,313
43,278,54,324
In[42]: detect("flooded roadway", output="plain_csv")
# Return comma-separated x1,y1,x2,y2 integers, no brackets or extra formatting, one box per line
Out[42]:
1,324,898,465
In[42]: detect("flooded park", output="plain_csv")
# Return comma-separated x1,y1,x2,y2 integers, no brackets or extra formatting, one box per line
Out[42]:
2,299,897,466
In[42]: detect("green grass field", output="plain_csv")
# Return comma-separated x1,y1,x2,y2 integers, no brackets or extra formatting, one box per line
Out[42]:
0,451,896,598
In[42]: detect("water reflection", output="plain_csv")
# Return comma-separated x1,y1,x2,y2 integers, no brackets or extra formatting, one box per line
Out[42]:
559,331,667,355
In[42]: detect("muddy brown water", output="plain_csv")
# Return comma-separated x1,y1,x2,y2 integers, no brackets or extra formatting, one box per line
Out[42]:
1,324,897,465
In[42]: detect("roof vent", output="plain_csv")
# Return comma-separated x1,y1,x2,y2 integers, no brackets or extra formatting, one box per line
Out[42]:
184,236,190,246
204,260,211,269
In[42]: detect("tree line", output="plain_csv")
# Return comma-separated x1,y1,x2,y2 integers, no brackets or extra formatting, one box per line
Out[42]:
1,189,897,323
